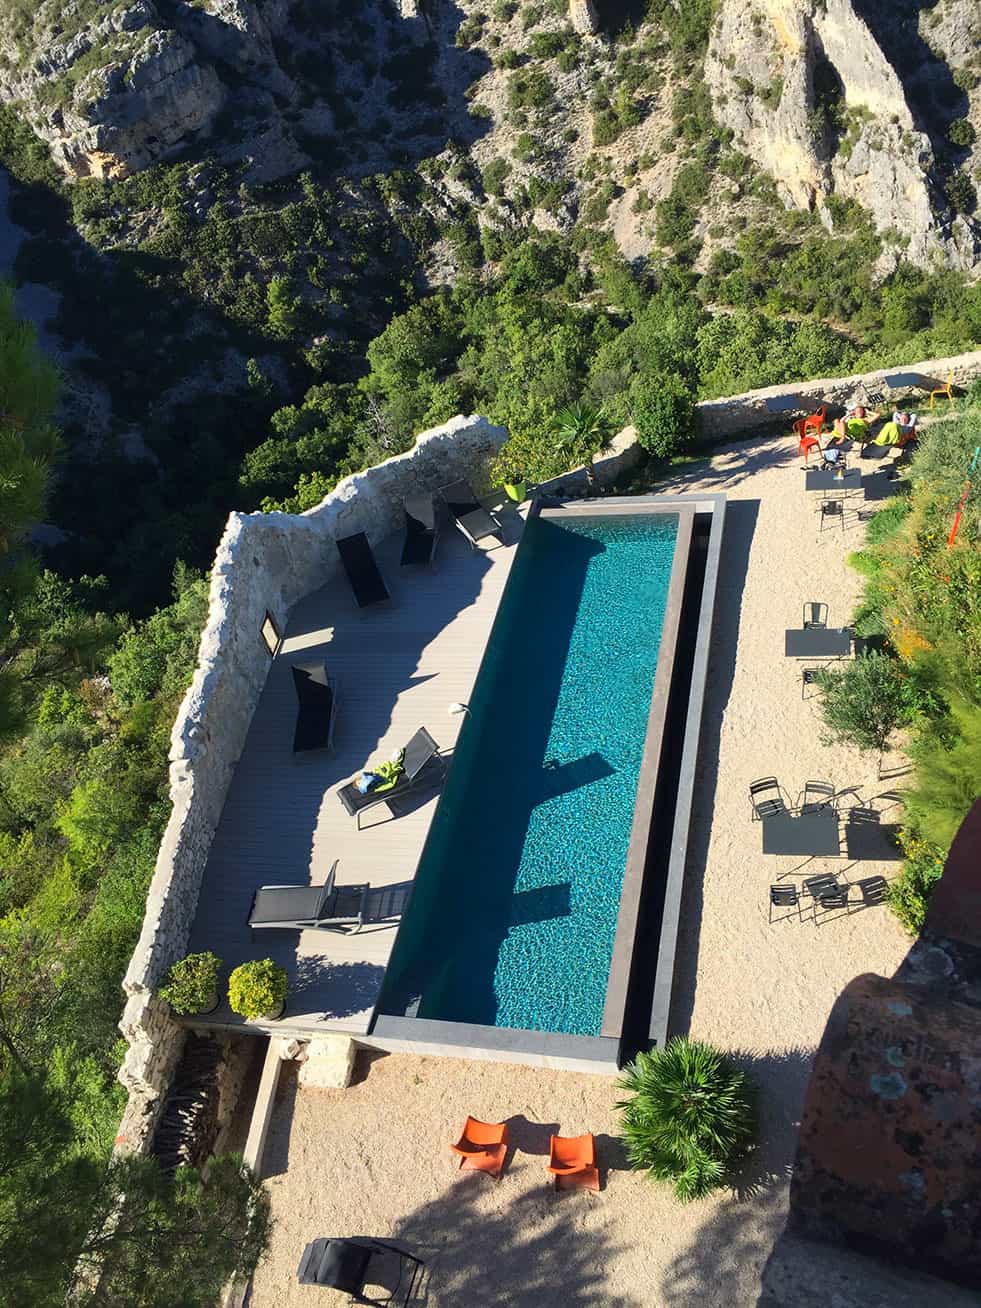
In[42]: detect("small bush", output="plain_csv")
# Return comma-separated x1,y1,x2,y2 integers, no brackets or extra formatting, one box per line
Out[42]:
617,1038,757,1203
888,828,945,935
948,118,977,147
815,650,909,756
508,68,555,109
159,952,222,1015
228,959,288,1019
632,377,696,459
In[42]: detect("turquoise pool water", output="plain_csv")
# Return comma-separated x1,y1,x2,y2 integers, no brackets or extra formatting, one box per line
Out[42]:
379,510,680,1036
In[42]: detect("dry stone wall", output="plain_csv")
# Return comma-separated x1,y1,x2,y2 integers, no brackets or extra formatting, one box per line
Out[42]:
116,414,505,1151
696,349,981,442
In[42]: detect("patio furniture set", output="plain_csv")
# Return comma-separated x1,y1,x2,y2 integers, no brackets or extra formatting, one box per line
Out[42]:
784,602,854,698
265,484,501,940
751,777,900,923
295,1119,599,1302
333,479,505,613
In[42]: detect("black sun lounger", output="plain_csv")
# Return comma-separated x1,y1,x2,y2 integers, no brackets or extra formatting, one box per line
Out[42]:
337,726,445,829
336,532,390,607
439,480,503,550
248,861,369,932
291,660,337,754
400,493,440,568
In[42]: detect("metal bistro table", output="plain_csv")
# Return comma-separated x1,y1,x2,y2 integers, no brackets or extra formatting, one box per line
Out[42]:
762,809,841,857
785,627,853,658
804,468,861,493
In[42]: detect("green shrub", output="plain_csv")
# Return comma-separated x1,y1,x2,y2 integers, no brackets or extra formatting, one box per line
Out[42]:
632,377,697,458
227,959,288,1019
481,158,510,195
507,68,555,109
889,827,945,934
946,170,977,214
815,651,910,756
158,952,222,1015
616,1038,757,1203
948,118,977,147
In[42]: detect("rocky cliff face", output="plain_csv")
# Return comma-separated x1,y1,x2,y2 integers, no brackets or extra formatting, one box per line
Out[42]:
0,0,296,178
706,0,981,271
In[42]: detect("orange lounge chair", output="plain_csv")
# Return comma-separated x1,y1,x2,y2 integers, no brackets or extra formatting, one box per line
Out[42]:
548,1133,600,1192
450,1116,508,1180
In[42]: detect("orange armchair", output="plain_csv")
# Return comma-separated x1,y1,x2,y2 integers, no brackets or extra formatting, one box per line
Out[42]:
547,1133,600,1191
450,1116,508,1180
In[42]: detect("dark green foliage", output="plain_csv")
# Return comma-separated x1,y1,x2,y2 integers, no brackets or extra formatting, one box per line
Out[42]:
946,170,977,215
948,118,976,147
507,67,556,109
617,1038,757,1202
632,376,697,458
815,651,910,755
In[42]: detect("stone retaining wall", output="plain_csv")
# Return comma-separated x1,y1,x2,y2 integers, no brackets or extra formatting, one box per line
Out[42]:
696,349,981,442
116,415,505,1151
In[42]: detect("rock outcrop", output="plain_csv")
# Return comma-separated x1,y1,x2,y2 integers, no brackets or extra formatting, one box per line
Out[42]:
0,0,297,178
706,0,981,271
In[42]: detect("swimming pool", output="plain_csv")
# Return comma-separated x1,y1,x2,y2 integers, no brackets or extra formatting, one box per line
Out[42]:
379,508,682,1037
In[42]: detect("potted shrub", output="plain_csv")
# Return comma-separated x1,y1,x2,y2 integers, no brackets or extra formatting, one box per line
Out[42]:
228,959,288,1021
490,447,526,503
158,951,222,1016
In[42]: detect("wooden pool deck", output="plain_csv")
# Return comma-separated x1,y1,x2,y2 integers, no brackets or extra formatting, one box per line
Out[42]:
185,504,525,1037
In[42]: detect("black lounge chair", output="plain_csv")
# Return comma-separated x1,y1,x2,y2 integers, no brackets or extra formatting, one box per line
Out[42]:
297,1236,425,1305
814,882,851,923
400,494,440,568
338,727,444,829
337,532,390,608
439,479,503,550
291,660,337,754
248,861,369,933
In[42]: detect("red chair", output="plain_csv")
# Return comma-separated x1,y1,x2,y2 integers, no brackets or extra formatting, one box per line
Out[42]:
450,1116,508,1180
803,405,827,436
547,1133,600,1191
794,418,821,464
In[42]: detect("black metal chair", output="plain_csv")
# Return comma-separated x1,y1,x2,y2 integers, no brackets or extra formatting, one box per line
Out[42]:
769,884,801,924
856,874,889,908
814,883,851,924
297,1236,425,1305
798,780,837,814
819,496,845,531
750,777,788,820
802,873,839,902
801,666,823,700
803,602,828,629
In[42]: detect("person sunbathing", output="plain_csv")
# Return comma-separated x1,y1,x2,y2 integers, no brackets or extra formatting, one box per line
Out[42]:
872,411,917,447
832,404,879,444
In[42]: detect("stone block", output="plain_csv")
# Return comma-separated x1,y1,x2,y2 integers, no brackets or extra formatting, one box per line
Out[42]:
297,1036,357,1089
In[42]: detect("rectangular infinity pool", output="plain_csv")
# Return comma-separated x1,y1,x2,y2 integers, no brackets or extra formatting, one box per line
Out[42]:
378,510,680,1037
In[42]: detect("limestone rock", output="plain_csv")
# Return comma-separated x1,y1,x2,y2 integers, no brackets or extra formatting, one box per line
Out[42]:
569,0,598,37
706,0,981,271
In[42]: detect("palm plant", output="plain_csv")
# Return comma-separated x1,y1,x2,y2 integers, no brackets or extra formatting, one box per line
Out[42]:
616,1037,756,1202
551,403,616,481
